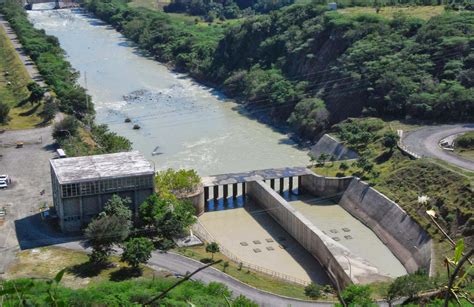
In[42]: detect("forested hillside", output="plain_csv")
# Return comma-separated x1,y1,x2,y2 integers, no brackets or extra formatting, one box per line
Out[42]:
87,0,473,141
164,0,293,20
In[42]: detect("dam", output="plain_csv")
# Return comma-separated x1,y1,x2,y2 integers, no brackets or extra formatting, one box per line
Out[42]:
26,5,432,289
194,169,432,288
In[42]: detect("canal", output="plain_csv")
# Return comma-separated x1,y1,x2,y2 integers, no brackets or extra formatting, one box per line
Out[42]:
27,5,309,176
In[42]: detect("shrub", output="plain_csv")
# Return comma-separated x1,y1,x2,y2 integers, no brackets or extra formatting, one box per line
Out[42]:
304,282,322,299
155,168,201,199
206,242,220,260
52,116,79,141
340,284,373,306
0,101,10,124
382,131,399,151
455,132,474,149
121,237,154,269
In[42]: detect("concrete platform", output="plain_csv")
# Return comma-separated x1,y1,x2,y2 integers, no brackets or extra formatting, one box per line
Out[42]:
199,202,330,285
289,195,407,278
202,167,312,187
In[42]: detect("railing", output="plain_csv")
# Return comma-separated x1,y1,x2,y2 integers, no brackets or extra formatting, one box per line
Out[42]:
192,219,310,286
397,129,421,159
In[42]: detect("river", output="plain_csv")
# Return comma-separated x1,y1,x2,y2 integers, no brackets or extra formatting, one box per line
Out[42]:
27,5,309,176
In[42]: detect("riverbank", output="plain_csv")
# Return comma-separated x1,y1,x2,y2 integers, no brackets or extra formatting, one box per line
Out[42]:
0,17,42,130
0,2,131,156
84,0,474,144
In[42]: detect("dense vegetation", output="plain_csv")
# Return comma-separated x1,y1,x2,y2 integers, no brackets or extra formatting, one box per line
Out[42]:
1,277,256,306
0,24,43,129
86,0,473,141
155,168,201,199
164,0,294,21
456,131,474,149
0,1,131,154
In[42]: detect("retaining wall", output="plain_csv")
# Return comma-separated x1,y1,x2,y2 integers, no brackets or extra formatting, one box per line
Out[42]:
247,180,390,288
178,185,205,216
300,173,353,198
310,134,358,161
338,179,432,274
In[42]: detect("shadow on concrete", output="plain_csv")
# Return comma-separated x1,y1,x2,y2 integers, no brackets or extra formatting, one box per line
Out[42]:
14,213,82,250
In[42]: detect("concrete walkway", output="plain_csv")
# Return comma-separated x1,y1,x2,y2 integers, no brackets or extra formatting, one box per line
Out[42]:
202,167,312,186
0,13,47,87
403,124,474,171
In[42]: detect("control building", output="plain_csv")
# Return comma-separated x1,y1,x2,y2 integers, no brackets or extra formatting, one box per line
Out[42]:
50,151,155,232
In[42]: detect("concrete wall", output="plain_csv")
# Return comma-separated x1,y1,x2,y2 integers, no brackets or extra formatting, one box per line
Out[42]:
300,173,353,198
247,180,390,288
178,185,205,216
310,134,358,161
339,179,432,274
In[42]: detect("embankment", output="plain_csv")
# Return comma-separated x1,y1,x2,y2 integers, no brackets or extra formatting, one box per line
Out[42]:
338,178,433,274
310,134,358,161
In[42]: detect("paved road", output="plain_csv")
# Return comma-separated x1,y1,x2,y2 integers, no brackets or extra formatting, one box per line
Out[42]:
403,124,474,171
58,241,331,307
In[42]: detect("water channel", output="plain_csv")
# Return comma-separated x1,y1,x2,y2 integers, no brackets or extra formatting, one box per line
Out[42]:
28,5,309,176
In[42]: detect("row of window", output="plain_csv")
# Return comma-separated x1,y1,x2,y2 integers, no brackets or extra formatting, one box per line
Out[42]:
63,216,81,222
61,176,153,198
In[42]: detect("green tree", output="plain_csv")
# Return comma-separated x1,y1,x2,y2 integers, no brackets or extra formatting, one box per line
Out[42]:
139,194,196,241
85,215,130,264
42,96,58,122
382,131,399,151
27,82,46,103
103,194,132,223
385,270,434,305
52,116,79,141
121,237,154,270
304,282,322,299
222,261,229,272
340,284,373,306
85,195,132,264
0,101,10,124
288,98,329,139
206,242,220,260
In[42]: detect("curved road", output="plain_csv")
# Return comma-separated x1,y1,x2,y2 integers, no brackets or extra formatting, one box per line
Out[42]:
56,242,330,307
403,124,474,171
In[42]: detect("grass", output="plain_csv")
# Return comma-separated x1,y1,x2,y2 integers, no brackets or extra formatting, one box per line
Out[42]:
173,245,326,301
5,247,162,289
0,25,43,130
454,148,474,161
338,5,445,20
129,0,170,11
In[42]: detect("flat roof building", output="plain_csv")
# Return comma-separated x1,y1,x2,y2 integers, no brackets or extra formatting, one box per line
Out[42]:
50,151,155,232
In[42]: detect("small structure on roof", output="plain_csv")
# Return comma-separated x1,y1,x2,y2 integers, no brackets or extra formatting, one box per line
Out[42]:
50,151,155,232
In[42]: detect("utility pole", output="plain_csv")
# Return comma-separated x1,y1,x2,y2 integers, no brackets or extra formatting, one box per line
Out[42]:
84,71,90,129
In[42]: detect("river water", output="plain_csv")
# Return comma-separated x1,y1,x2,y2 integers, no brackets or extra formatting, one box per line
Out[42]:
27,6,309,176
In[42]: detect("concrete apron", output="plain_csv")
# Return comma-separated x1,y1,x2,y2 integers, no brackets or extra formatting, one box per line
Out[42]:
246,172,433,288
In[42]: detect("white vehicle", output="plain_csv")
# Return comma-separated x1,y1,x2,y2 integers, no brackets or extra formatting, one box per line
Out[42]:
0,180,8,189
0,175,10,184
56,149,67,159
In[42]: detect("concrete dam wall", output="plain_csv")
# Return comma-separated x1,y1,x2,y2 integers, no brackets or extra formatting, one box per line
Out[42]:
310,134,358,161
247,180,390,288
300,172,353,199
338,179,433,274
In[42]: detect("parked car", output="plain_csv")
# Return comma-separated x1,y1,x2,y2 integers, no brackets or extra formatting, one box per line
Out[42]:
0,181,8,189
0,175,11,184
